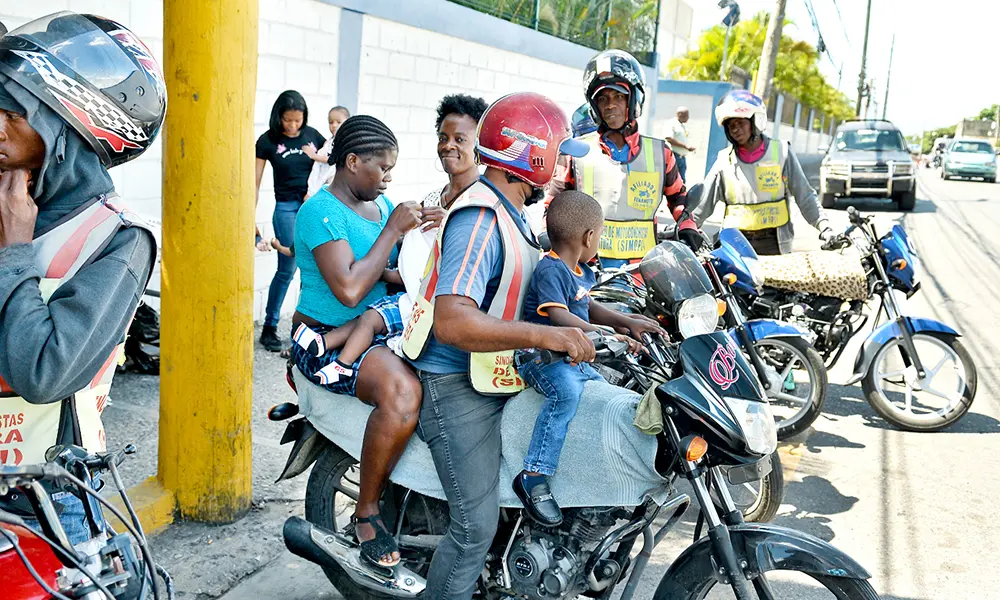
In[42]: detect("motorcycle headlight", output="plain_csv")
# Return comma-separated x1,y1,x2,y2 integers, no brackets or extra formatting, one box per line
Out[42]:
724,397,778,455
744,258,766,287
677,294,720,339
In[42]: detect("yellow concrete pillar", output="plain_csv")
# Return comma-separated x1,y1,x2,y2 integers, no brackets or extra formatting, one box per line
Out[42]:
159,0,258,522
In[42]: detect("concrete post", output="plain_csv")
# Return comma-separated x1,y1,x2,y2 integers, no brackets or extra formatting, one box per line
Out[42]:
790,101,801,149
804,108,815,152
159,0,258,522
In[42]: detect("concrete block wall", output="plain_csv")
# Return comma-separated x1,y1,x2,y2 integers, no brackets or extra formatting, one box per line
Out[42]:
356,15,590,205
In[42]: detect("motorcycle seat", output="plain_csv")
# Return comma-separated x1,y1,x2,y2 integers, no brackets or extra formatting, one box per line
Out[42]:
292,370,672,509
758,250,868,300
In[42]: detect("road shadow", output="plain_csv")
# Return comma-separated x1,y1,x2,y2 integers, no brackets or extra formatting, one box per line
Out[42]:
821,382,1000,434
774,475,860,542
781,428,866,453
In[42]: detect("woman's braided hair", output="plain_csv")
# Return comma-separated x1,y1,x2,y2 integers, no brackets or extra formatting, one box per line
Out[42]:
329,115,398,167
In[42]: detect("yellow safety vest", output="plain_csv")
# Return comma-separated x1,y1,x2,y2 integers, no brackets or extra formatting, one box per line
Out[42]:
574,133,665,260
721,139,790,231
0,195,153,467
401,181,540,396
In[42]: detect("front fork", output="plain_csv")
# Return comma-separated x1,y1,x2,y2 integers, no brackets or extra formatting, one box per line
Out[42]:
664,414,763,600
875,265,927,378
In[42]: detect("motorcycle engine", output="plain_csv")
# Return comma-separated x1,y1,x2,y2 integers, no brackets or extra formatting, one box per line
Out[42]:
505,508,621,598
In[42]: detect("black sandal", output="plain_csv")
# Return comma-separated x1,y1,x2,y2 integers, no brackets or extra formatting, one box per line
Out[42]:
353,514,400,568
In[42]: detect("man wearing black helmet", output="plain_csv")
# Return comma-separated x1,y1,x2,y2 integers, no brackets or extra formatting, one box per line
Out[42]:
0,13,163,544
548,49,705,267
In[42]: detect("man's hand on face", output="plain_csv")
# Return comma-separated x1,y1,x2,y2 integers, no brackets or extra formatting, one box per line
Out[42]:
0,169,37,248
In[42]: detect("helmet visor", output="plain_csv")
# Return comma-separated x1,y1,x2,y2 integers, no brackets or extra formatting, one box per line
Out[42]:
4,12,149,93
559,137,590,158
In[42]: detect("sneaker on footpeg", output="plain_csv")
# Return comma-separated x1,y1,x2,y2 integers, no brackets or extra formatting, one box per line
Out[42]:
512,471,563,526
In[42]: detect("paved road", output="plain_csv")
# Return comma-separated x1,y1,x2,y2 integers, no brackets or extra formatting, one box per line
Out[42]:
125,168,1000,599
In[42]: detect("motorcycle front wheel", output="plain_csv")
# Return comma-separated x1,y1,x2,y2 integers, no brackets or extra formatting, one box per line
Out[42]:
862,332,976,432
662,571,880,599
753,337,828,440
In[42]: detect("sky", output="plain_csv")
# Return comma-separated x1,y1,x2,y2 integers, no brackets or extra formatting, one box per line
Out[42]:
688,0,1000,135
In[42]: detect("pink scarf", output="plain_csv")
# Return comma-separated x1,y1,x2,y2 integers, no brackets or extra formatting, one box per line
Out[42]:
736,138,768,163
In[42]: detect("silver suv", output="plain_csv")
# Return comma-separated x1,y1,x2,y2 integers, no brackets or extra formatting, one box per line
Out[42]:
820,119,917,211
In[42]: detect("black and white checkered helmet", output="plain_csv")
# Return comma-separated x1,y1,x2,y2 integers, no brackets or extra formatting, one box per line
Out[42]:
0,12,166,168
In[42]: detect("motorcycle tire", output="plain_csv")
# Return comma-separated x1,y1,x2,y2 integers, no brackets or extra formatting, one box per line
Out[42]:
304,447,398,600
861,332,976,432
717,449,784,523
753,337,829,440
658,572,881,599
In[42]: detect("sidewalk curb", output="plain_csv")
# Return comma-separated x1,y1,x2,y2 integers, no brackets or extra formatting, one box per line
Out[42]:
108,476,176,536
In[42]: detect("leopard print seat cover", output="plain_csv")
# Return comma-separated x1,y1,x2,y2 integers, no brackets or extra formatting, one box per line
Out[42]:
758,251,868,300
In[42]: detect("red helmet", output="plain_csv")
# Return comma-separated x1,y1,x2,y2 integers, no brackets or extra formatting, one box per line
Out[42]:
476,92,589,187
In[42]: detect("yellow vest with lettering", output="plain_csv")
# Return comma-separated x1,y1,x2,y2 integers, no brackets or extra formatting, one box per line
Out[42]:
574,133,665,260
401,181,540,396
0,195,153,467
721,138,790,232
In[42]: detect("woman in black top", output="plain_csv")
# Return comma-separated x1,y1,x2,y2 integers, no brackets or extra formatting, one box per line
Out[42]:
255,90,327,351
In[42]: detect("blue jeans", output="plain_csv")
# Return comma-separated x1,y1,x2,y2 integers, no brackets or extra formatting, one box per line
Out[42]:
264,200,302,327
675,154,688,182
416,371,505,600
21,479,106,546
516,355,605,476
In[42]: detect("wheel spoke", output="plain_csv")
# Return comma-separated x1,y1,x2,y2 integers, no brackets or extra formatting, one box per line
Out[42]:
903,385,914,414
927,354,950,378
921,384,962,404
880,369,906,381
740,482,759,495
778,357,800,381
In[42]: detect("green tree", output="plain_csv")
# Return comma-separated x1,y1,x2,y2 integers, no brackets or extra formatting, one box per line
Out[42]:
668,12,854,121
977,105,998,122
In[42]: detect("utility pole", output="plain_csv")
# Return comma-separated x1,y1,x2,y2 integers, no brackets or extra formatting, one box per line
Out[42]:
718,1,741,81
754,0,786,101
882,34,895,119
856,0,873,116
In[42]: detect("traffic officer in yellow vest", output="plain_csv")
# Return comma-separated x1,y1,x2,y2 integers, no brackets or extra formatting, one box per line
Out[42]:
547,49,705,268
690,90,833,255
0,14,162,544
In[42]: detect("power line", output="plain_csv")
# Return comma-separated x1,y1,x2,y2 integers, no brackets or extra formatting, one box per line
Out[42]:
803,0,836,66
828,0,853,49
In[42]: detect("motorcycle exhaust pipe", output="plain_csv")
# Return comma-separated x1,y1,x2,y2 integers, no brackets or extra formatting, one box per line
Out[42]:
283,517,425,598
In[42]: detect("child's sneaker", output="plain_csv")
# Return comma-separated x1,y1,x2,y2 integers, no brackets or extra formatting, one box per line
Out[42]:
293,323,326,356
316,359,354,386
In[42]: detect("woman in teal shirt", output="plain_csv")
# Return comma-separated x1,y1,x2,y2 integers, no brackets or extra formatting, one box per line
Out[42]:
291,116,438,567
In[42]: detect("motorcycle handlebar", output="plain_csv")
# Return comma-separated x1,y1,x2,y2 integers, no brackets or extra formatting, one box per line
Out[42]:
534,331,627,364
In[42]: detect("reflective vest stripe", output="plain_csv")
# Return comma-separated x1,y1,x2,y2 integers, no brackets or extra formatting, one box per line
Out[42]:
46,205,119,278
582,161,595,196
643,137,655,173
496,214,524,321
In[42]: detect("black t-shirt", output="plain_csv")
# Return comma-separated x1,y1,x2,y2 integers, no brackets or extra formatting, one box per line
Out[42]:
256,126,327,203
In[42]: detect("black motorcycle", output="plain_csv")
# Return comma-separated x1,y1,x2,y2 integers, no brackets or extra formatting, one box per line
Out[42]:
269,241,880,600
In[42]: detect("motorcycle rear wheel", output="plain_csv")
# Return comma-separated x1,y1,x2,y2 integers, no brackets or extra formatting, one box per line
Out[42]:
660,572,880,599
305,447,405,600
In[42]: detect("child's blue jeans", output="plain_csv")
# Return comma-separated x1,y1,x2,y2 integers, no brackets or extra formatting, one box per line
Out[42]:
515,352,605,476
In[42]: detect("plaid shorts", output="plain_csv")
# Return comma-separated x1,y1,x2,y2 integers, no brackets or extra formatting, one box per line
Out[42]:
370,292,406,337
291,292,406,396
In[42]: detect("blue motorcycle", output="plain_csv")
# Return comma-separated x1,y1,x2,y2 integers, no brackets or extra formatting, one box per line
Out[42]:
703,230,830,440
736,207,977,432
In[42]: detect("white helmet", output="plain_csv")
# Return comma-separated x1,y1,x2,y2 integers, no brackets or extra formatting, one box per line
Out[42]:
715,90,767,132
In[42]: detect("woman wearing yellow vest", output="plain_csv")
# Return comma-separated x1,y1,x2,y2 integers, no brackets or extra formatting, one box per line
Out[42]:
691,90,833,255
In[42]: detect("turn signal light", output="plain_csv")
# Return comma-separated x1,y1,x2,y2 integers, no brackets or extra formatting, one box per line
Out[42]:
717,299,728,316
684,436,709,462
723,273,737,285
891,259,907,270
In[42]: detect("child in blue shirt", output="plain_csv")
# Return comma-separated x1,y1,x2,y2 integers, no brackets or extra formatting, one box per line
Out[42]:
513,190,641,526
